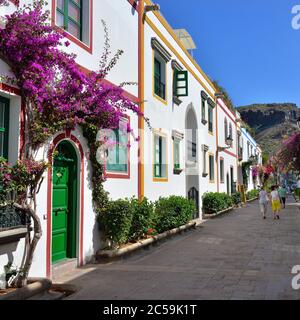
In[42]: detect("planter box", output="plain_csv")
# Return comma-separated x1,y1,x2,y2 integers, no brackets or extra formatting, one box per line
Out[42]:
96,221,197,262
246,197,258,203
0,278,52,300
0,227,28,245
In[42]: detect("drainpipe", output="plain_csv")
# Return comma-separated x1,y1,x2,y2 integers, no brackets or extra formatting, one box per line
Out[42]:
138,0,145,200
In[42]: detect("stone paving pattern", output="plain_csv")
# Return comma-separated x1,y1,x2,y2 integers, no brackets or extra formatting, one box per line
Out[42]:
59,198,300,300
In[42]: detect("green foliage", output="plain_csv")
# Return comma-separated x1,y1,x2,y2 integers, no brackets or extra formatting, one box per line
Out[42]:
202,192,233,214
212,80,235,112
129,197,154,241
82,123,109,217
231,192,242,205
246,189,259,200
153,196,195,234
98,196,195,247
262,152,269,165
294,188,300,200
98,199,133,247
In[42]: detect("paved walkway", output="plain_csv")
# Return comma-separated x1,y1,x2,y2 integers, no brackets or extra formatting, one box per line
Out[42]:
59,198,300,300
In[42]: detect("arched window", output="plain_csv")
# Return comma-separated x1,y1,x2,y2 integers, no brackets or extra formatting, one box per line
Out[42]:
224,118,228,141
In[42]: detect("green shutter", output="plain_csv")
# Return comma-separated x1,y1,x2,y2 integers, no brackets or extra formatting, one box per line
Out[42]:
174,70,188,97
201,98,206,121
0,97,9,160
154,58,161,97
208,106,213,133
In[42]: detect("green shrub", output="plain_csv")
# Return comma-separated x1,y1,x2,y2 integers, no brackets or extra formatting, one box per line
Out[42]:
98,199,133,247
154,196,195,233
294,188,300,200
202,192,233,214
231,192,242,205
129,197,154,241
246,189,259,200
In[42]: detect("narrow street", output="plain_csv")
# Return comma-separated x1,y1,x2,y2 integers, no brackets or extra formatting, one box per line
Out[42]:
58,198,300,300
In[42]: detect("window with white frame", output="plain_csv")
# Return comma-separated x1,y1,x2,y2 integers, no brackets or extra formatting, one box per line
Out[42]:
153,133,167,179
202,144,209,177
209,154,215,182
172,130,184,173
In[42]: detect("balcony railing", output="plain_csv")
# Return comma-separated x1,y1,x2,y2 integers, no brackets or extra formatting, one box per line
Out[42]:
0,205,31,231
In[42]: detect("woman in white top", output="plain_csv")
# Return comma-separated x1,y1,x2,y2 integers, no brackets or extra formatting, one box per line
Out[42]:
259,187,269,219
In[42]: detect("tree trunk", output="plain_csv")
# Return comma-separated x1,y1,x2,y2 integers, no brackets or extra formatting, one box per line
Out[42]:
13,203,42,288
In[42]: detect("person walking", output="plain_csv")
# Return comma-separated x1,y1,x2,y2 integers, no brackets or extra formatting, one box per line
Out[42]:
278,185,287,209
259,187,269,219
270,185,281,220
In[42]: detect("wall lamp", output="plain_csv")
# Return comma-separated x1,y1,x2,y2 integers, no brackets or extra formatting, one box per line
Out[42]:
218,136,233,152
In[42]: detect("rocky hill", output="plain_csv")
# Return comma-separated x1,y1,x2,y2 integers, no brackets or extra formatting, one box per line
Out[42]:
237,103,300,156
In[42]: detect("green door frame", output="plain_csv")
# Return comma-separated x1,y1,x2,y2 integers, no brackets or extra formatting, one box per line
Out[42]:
52,140,78,262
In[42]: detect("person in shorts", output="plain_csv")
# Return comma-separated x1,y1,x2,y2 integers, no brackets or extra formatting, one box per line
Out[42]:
278,185,287,209
270,185,281,220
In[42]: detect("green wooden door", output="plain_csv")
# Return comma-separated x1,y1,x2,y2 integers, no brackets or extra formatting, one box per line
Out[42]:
52,141,77,263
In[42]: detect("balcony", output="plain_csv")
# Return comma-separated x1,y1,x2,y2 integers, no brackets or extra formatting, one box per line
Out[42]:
0,205,30,244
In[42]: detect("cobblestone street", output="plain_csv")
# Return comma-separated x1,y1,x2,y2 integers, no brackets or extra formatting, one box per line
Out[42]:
58,198,300,300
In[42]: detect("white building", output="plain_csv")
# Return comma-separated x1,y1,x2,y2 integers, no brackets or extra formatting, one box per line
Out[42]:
0,0,261,279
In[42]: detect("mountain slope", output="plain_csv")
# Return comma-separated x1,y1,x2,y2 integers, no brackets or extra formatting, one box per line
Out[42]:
238,103,300,155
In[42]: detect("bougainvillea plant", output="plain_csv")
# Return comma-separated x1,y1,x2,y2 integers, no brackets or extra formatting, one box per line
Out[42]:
0,0,147,286
277,132,300,172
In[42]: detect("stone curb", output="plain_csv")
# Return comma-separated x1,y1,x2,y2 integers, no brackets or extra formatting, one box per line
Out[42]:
203,206,235,219
0,277,52,300
246,197,259,203
96,221,198,263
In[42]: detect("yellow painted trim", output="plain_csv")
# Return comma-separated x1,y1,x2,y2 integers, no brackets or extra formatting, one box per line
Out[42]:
153,178,168,182
208,152,215,183
152,49,168,105
144,0,216,94
154,93,168,105
152,130,169,182
145,16,215,100
208,131,214,136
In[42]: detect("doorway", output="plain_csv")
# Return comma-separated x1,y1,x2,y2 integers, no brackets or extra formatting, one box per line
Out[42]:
52,140,78,263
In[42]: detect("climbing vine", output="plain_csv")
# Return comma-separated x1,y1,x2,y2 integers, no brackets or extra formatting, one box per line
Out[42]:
0,1,146,286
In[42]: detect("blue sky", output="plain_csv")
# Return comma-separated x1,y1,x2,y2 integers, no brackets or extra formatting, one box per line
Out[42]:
155,0,300,107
